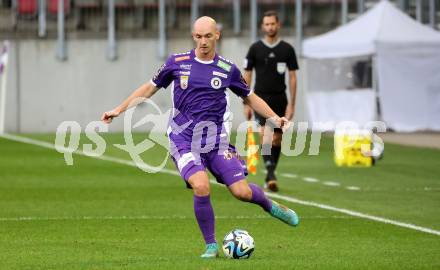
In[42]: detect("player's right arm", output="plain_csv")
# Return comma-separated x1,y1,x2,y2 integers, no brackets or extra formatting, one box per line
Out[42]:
101,82,159,124
102,56,175,124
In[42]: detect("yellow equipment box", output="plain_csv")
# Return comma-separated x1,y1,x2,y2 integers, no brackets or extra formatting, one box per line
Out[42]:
334,129,373,167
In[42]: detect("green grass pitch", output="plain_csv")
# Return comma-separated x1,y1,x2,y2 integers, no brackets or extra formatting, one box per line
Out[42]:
0,133,439,269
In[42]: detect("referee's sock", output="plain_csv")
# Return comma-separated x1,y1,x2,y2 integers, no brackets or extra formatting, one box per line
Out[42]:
272,145,282,170
262,144,276,181
262,145,282,182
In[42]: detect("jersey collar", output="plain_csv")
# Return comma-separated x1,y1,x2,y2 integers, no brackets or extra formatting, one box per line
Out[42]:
192,49,216,64
261,38,281,49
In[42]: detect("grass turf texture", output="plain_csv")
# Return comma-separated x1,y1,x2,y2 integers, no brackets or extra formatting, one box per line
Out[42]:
0,133,439,270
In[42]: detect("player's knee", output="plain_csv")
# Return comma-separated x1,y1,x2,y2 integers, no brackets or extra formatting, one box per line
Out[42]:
192,181,210,196
232,186,252,201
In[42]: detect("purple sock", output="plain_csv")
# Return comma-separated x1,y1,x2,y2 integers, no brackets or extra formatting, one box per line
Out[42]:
194,194,216,244
249,183,272,212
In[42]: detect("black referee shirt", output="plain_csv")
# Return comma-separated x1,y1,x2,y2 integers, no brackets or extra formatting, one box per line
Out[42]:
244,39,299,95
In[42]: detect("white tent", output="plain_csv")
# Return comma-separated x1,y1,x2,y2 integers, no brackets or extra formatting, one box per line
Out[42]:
303,0,440,132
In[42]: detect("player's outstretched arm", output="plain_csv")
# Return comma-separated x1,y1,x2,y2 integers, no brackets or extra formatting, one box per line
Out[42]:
243,93,290,130
101,81,159,124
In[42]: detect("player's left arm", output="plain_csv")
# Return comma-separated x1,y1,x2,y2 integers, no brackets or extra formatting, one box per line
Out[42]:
229,64,289,129
244,93,289,130
285,70,297,120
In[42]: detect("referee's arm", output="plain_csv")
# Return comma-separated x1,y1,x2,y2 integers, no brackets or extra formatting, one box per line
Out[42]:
285,70,297,120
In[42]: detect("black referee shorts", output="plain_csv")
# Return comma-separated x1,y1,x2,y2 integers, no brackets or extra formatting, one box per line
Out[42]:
254,92,288,132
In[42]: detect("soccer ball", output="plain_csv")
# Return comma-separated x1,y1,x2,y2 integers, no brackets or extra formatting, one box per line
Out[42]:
222,229,255,259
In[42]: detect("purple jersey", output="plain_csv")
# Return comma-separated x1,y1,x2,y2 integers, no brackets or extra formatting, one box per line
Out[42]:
150,49,250,185
151,49,251,144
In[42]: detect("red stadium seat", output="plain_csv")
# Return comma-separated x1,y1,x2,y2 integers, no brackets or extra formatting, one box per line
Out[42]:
17,0,37,15
48,0,71,15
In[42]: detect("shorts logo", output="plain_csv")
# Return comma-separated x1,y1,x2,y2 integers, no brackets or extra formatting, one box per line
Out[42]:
180,64,192,70
180,76,189,90
223,150,233,160
211,77,222,89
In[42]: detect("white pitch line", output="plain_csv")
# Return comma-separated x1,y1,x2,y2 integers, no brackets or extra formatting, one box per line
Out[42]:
323,181,341,187
267,193,440,236
0,215,271,222
346,186,361,191
280,173,297,178
303,177,319,183
0,215,356,222
1,133,439,237
0,133,180,176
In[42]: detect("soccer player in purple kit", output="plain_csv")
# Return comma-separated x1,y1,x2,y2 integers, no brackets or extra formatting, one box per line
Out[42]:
101,16,299,259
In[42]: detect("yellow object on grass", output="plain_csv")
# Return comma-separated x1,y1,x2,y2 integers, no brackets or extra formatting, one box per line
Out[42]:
334,129,373,167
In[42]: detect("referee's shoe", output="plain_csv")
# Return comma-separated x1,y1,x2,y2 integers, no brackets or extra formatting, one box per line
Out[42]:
264,179,279,192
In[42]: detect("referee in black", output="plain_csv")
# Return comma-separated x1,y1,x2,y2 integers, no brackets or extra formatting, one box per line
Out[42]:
243,10,299,192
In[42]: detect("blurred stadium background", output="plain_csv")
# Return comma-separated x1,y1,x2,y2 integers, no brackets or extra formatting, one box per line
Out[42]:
0,0,439,133
0,1,439,269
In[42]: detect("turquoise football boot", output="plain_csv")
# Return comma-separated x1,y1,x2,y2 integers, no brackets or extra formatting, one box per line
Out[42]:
200,242,219,259
270,200,299,226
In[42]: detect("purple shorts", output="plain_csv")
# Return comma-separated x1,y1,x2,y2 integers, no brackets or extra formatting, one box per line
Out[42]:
169,139,248,188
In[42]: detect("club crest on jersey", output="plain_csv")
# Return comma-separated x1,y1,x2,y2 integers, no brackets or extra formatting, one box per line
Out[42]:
180,75,189,89
211,77,222,89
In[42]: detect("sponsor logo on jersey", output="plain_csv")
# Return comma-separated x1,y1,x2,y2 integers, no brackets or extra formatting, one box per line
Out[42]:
180,75,189,89
211,77,222,89
180,64,192,70
217,60,231,72
179,71,190,75
173,51,190,56
213,71,228,79
269,52,276,58
175,55,190,62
